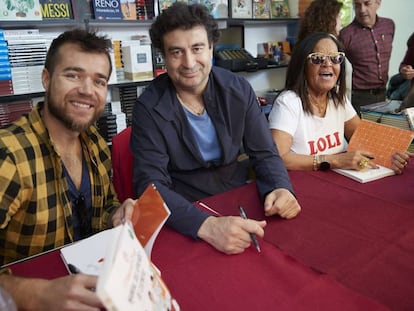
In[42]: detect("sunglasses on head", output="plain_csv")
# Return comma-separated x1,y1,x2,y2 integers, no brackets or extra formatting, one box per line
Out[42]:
307,52,345,65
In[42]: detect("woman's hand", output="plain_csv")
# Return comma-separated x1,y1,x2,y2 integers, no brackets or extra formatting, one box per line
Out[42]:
391,151,412,174
329,150,377,171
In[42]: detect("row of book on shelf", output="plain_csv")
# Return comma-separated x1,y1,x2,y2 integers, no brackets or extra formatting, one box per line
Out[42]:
0,27,160,96
0,0,296,22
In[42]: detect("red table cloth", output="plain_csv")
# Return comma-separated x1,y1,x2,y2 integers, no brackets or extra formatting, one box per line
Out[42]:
199,163,414,310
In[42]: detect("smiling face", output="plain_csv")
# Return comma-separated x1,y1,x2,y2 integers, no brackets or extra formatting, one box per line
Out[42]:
42,42,110,132
163,25,213,95
305,38,341,96
353,0,381,28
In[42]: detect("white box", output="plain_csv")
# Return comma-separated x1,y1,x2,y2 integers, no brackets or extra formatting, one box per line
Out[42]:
122,44,153,82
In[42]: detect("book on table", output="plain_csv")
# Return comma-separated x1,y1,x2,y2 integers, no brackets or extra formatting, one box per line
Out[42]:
332,119,414,183
333,165,395,183
60,183,177,310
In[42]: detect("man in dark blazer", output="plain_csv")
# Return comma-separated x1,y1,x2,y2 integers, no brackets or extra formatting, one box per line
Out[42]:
131,3,301,254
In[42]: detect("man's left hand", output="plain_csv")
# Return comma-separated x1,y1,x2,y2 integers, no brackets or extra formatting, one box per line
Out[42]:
264,189,301,219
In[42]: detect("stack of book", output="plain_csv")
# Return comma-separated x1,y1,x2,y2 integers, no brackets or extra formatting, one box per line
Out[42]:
360,101,411,131
0,100,33,127
361,101,414,153
112,40,126,82
4,29,47,95
0,30,13,96
119,84,139,126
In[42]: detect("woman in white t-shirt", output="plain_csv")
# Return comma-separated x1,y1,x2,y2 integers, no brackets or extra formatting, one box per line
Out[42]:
268,32,410,173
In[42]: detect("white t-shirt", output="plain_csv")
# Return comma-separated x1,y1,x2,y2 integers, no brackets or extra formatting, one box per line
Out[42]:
268,90,356,155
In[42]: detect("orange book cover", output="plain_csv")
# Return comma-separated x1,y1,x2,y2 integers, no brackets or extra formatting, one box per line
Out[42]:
347,119,414,169
131,183,170,257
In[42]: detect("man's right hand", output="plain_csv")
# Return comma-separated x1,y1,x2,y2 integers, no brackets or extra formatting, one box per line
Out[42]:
1,274,103,311
197,216,266,254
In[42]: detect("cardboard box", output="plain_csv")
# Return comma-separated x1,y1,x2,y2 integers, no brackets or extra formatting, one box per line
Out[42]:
122,43,153,82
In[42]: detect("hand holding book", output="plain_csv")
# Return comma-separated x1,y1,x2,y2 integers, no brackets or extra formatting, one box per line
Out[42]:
333,120,413,183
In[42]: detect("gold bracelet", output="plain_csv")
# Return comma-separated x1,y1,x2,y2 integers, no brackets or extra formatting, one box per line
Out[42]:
312,155,318,171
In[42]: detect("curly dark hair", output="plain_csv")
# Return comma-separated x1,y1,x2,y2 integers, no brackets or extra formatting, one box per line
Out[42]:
45,28,113,78
285,32,347,115
296,0,343,43
150,2,221,54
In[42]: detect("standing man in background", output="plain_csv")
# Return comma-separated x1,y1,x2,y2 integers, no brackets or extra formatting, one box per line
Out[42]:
339,0,394,115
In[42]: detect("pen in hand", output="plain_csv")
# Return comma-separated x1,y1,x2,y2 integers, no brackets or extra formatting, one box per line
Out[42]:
238,206,261,253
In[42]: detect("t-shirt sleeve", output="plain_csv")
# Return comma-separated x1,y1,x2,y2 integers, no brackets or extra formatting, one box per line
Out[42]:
268,91,302,137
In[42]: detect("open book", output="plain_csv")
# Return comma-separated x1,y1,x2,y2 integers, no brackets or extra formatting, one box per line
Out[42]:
332,119,413,183
97,222,179,311
60,182,170,274
60,183,176,310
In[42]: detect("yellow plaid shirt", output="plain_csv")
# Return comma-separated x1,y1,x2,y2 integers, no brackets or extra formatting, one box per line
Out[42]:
0,103,119,266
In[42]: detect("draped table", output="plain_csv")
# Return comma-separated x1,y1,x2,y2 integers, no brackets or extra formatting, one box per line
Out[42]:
198,163,414,311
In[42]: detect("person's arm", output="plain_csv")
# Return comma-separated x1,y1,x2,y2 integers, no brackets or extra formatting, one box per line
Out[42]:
268,91,320,171
0,273,102,311
244,88,294,196
399,33,414,79
197,216,267,254
400,65,414,80
242,87,300,219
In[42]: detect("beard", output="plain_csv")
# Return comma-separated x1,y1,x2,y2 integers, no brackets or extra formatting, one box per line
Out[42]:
46,91,104,132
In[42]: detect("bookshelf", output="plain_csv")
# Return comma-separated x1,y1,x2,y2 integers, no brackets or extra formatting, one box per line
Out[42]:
0,0,300,130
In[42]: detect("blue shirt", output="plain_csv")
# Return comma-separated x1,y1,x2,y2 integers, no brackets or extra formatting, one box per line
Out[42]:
183,108,222,163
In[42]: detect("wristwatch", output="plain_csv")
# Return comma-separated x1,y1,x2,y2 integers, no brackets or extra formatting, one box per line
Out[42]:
316,155,331,171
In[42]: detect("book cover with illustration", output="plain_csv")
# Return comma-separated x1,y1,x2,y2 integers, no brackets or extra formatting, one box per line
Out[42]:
188,0,228,18
253,0,269,19
39,0,73,19
230,0,252,18
158,0,187,14
92,0,123,19
269,0,289,18
0,0,42,20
